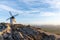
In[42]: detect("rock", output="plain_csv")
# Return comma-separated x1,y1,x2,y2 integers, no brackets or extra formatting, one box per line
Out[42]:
0,24,58,40
0,35,4,40
57,38,60,40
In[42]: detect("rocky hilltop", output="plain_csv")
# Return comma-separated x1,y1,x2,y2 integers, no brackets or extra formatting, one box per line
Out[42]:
0,23,60,40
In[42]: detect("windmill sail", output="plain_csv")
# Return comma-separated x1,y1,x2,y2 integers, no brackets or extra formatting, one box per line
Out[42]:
14,14,19,17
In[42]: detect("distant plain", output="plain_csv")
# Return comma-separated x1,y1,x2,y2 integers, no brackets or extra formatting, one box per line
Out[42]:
34,25,60,35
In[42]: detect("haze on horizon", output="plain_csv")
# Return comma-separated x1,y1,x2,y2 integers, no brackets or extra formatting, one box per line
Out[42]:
0,0,60,25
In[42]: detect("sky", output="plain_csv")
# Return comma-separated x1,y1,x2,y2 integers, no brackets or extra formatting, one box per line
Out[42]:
0,0,60,25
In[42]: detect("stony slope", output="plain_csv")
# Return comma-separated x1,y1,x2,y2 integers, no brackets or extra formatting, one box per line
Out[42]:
0,23,60,40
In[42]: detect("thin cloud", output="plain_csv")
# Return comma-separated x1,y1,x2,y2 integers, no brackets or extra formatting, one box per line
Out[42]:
0,4,40,15
0,4,23,14
0,1,60,17
0,4,59,17
40,12,56,16
21,0,60,11
43,0,60,8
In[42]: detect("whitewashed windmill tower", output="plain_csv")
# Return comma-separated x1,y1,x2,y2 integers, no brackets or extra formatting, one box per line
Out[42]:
7,11,19,25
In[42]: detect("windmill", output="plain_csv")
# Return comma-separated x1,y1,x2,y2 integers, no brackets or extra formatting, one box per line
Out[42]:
6,11,19,25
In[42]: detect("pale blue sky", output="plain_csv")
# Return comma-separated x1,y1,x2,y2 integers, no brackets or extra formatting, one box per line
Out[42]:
0,0,60,25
